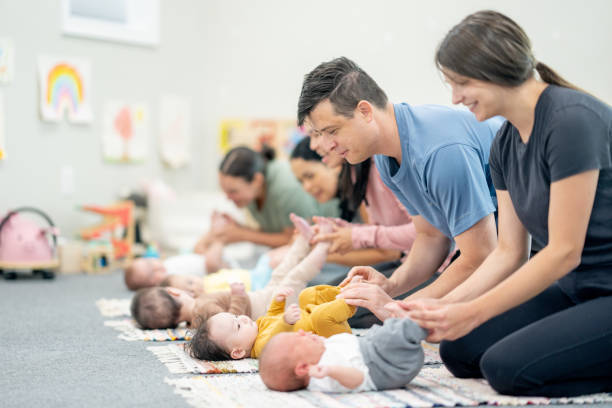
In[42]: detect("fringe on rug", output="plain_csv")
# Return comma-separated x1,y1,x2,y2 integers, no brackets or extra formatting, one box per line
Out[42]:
148,343,258,374
104,319,192,341
163,366,612,408
96,298,131,318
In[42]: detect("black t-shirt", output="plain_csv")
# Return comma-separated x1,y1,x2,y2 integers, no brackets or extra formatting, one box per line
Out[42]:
490,85,612,301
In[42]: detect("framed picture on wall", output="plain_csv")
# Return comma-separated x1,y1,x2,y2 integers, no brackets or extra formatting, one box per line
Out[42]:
61,0,160,47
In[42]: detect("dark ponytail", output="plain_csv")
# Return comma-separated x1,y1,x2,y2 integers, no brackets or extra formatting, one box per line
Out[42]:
219,144,275,182
534,62,580,91
337,159,371,222
436,10,581,91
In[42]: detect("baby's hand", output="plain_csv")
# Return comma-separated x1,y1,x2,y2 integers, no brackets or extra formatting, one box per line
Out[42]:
230,282,246,296
308,365,329,379
274,287,294,302
283,303,301,325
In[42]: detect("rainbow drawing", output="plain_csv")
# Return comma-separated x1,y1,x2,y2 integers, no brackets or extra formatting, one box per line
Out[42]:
39,56,92,123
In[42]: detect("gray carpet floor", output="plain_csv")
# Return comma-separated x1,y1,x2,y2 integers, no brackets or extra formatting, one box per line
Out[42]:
0,270,186,407
1,270,609,408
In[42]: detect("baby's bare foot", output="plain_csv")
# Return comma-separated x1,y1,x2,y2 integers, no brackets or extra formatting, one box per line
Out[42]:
290,213,314,240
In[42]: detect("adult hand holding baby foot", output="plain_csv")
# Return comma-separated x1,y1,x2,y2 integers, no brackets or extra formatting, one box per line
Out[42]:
283,303,301,325
310,216,354,254
337,266,395,321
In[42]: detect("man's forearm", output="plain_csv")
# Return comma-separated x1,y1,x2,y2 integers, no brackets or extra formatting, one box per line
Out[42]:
387,234,449,297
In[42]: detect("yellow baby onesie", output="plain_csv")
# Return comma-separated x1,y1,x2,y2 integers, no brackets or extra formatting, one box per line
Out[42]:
250,285,356,358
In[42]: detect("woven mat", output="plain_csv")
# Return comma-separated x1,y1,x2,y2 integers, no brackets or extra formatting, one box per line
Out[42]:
96,298,131,318
104,318,192,341
164,365,612,408
148,343,259,374
148,337,440,375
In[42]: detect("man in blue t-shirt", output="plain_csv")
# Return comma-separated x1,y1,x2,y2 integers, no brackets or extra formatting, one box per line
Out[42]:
297,57,503,320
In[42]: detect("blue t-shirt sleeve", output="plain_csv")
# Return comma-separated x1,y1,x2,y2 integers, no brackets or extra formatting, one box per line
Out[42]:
425,144,496,237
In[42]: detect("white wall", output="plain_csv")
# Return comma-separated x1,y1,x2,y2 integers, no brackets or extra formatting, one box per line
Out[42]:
1,0,611,237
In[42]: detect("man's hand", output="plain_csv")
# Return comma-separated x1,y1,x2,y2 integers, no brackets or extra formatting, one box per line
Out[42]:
337,281,394,321
339,266,392,292
283,303,301,325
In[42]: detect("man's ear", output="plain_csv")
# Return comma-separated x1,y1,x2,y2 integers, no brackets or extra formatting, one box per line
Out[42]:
230,348,246,360
356,100,373,122
294,362,309,377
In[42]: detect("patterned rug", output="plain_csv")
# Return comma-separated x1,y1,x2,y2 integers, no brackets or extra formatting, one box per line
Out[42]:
148,343,259,374
148,340,440,375
104,319,192,341
96,298,131,317
164,366,612,408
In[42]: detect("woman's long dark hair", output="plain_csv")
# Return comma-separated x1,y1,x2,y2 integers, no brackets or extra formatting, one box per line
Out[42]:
290,137,370,221
219,144,275,182
435,10,581,91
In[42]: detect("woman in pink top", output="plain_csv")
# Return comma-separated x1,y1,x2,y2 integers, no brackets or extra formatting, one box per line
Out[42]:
290,137,416,257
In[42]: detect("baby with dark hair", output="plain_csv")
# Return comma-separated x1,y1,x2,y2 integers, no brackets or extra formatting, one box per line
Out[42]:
130,214,334,330
188,284,356,360
259,318,427,392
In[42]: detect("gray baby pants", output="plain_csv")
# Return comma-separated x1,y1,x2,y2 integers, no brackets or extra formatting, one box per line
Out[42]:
358,318,428,390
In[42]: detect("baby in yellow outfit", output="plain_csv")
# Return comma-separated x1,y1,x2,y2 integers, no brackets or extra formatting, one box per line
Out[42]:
188,285,356,360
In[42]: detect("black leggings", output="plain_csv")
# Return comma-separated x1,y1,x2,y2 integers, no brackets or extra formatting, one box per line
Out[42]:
440,283,612,397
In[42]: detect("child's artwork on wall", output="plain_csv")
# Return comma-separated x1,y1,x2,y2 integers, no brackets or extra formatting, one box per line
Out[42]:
0,91,5,160
38,56,93,123
0,38,15,83
102,101,148,163
159,95,191,168
218,119,306,158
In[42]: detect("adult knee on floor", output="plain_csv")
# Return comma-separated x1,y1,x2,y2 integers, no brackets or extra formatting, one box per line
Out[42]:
480,347,526,395
440,340,482,378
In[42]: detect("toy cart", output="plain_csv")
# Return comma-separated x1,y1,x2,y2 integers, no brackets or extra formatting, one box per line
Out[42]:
0,207,60,279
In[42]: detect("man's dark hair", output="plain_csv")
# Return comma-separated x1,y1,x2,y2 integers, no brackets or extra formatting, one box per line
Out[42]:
297,57,388,126
187,320,232,361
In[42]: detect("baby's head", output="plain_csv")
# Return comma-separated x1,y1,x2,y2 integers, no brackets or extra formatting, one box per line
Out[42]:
130,286,194,329
124,257,167,290
259,330,326,391
160,274,205,297
188,312,258,360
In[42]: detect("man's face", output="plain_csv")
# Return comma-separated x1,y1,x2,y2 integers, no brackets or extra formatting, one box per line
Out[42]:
306,99,376,164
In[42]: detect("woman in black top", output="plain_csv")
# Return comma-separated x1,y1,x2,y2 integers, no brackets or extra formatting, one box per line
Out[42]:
389,10,612,397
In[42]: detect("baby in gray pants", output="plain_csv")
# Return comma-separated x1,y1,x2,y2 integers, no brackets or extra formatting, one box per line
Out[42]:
259,318,427,392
